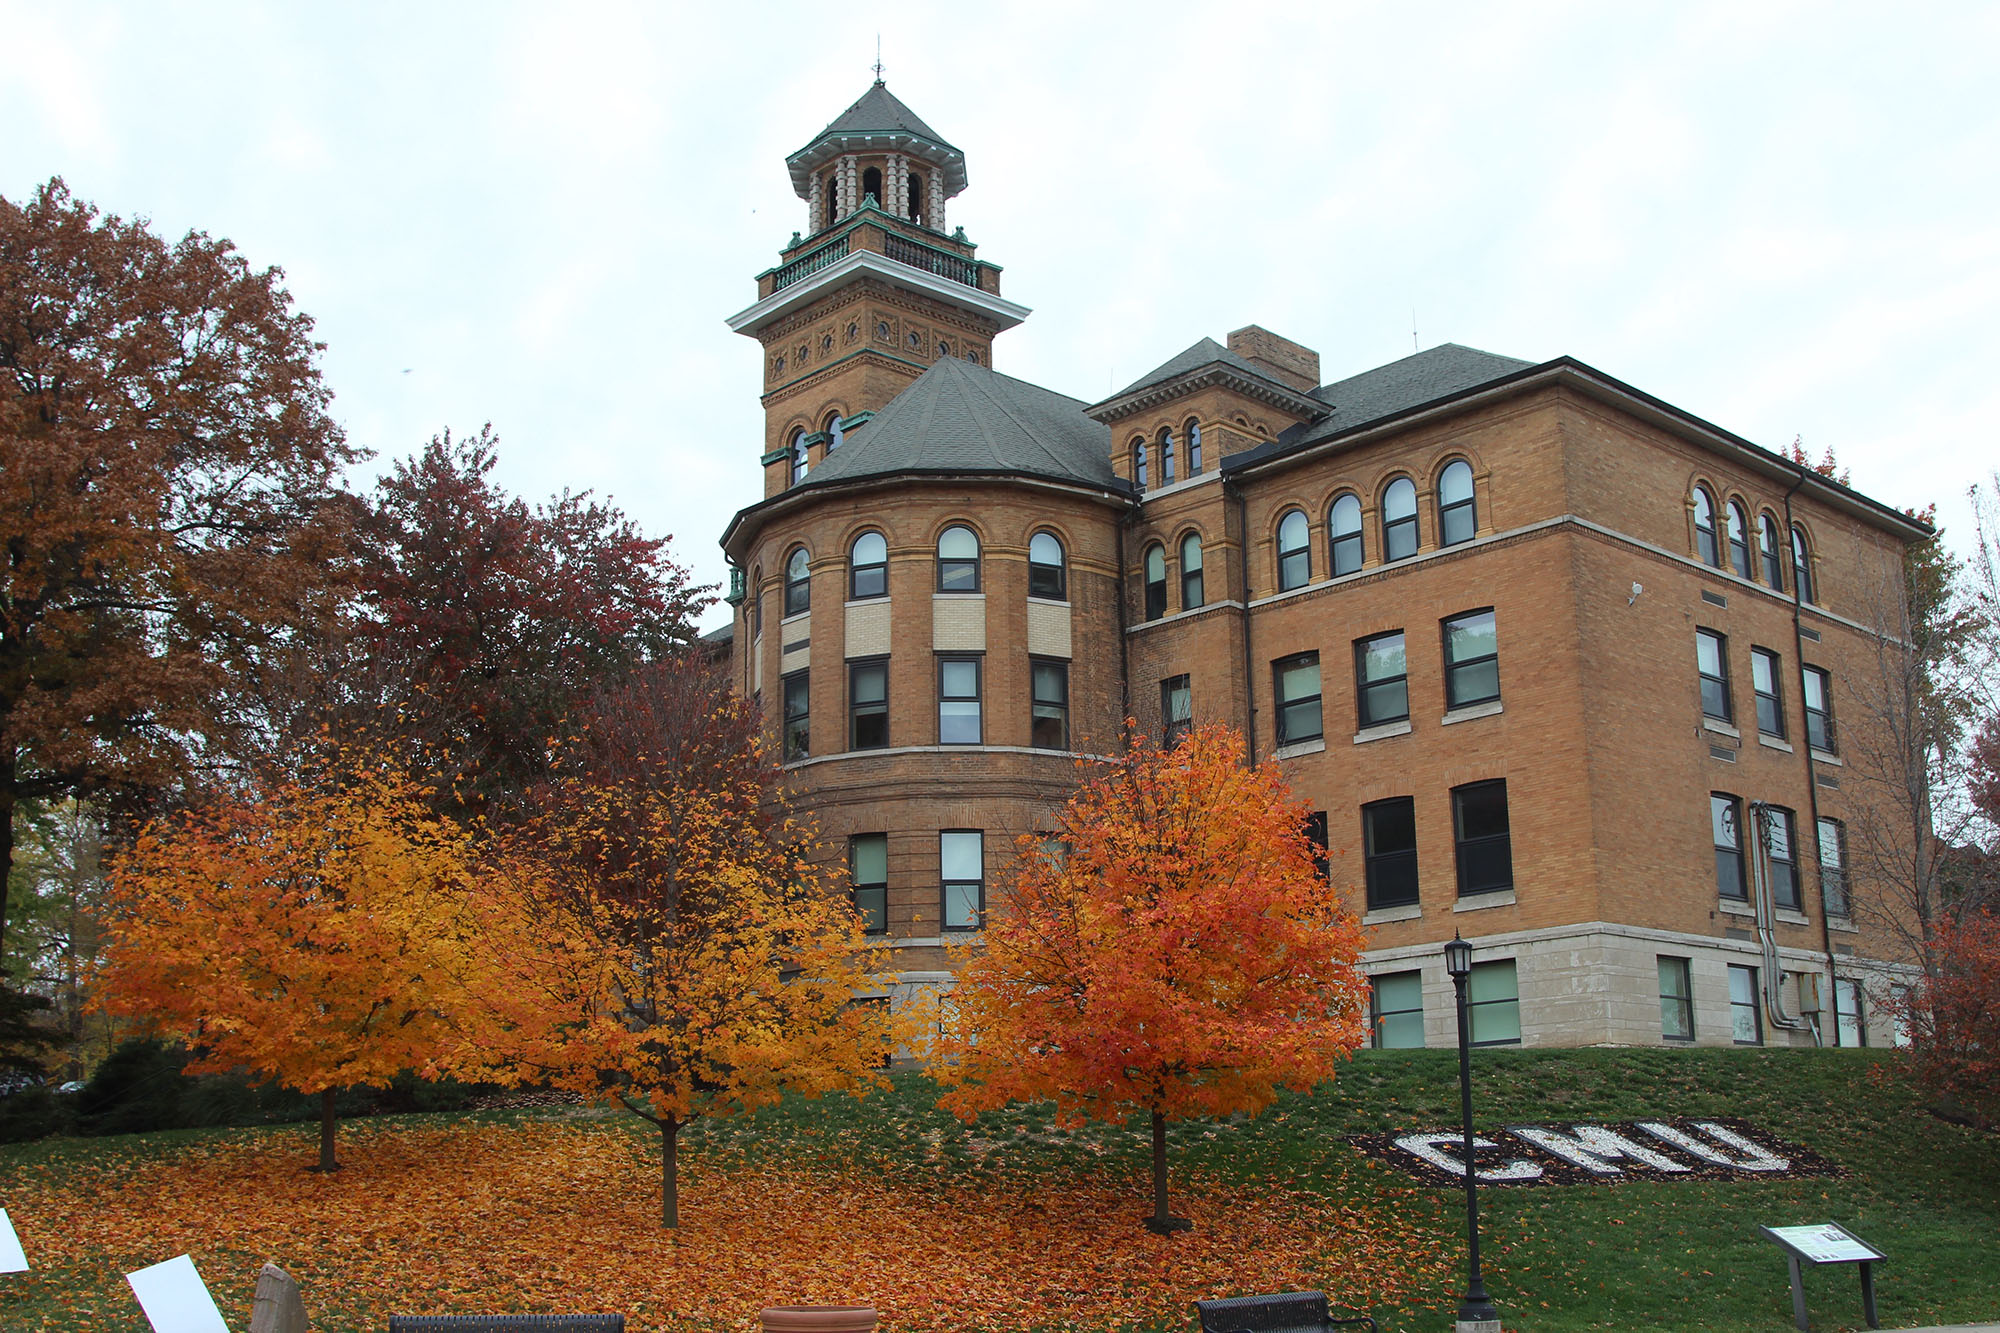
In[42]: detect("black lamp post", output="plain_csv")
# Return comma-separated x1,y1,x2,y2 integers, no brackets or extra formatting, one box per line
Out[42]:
1445,932,1499,1331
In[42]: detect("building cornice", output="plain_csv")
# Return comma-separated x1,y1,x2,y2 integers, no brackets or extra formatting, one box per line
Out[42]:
726,249,1030,341
1087,364,1327,426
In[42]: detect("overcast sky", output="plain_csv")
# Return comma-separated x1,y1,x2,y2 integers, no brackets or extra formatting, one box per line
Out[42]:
8,1,1997,629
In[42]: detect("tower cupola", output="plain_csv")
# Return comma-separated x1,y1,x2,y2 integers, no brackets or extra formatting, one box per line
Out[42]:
788,79,968,234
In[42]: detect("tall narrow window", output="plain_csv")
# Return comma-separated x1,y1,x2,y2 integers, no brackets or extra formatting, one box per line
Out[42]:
937,525,981,592
1030,659,1069,750
1803,666,1835,753
1180,533,1204,610
907,172,926,225
861,166,882,205
850,834,887,934
790,429,809,486
1143,543,1167,620
1185,419,1202,476
1443,609,1499,710
784,546,811,616
1355,631,1409,728
1659,957,1695,1041
1726,501,1752,577
1452,780,1513,897
1161,674,1192,747
1273,652,1322,745
1438,460,1476,546
825,411,845,451
1468,961,1522,1046
1277,509,1310,590
1692,486,1719,566
1759,513,1786,590
1134,438,1149,490
1817,817,1849,918
1028,531,1066,600
938,657,982,744
1835,979,1867,1048
1159,427,1176,484
1382,477,1418,561
1362,796,1419,910
750,566,763,638
1713,793,1746,901
1766,805,1800,911
1696,629,1732,722
1751,647,1785,738
782,671,809,762
1791,525,1815,603
849,659,888,750
849,531,888,600
1330,494,1363,576
1729,964,1763,1045
1303,810,1330,879
941,830,983,930
1371,971,1424,1049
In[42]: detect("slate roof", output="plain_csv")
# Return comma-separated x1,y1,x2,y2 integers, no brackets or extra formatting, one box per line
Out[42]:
801,81,957,154
799,355,1120,493
1106,337,1298,402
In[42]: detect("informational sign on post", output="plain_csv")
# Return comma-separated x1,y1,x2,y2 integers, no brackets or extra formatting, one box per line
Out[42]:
126,1254,230,1333
0,1208,28,1273
1760,1222,1888,1332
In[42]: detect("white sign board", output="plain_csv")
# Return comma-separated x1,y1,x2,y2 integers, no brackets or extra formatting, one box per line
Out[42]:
0,1208,27,1272
1766,1223,1885,1264
126,1254,230,1333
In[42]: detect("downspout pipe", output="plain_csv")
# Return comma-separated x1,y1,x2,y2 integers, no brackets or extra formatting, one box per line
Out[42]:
1782,473,1843,1039
1750,799,1819,1041
1229,478,1258,764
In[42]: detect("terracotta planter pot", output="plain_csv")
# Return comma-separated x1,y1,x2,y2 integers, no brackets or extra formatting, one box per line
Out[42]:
761,1306,879,1333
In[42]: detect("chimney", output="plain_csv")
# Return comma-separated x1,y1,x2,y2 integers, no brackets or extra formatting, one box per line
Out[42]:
1226,326,1320,394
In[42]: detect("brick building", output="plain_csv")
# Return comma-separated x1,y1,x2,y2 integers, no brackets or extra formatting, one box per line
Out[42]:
718,80,1928,1050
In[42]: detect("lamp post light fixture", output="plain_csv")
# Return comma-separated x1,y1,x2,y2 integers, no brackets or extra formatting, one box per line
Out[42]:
1445,932,1500,1333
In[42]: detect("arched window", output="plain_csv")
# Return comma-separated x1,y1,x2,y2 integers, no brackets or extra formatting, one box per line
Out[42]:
1438,460,1476,547
1330,493,1363,576
821,172,838,226
1791,525,1815,604
1277,509,1310,591
1134,438,1149,490
1726,501,1751,578
1180,533,1204,610
750,565,763,638
1159,427,1176,485
1759,513,1785,591
862,166,882,206
824,411,845,451
849,531,887,600
1382,477,1418,561
1692,486,1719,566
908,172,926,225
1186,419,1202,476
789,429,809,486
784,546,810,616
938,525,981,592
1143,543,1167,620
1028,531,1066,600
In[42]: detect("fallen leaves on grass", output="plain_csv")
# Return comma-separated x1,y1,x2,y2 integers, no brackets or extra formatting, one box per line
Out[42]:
3,1118,1452,1332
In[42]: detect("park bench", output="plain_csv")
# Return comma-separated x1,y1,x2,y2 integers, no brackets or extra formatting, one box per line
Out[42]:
1194,1290,1378,1333
387,1317,625,1332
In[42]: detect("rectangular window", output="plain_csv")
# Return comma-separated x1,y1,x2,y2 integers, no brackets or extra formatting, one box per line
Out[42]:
1889,983,1912,1048
1371,971,1424,1048
849,659,888,750
1030,659,1069,750
1161,674,1192,748
1452,780,1513,896
1303,810,1330,879
1362,796,1419,910
782,670,810,762
1729,964,1763,1045
1817,817,1849,918
1697,629,1732,722
1751,647,1785,738
1658,957,1695,1041
1835,978,1867,1048
1712,793,1746,901
849,834,887,934
941,830,983,931
1766,805,1800,911
1442,609,1500,709
1803,666,1836,754
1355,631,1410,728
1274,653,1323,745
1469,960,1522,1046
939,657,982,745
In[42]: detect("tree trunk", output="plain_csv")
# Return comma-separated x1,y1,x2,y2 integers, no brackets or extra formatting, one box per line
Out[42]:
314,1088,341,1172
661,1114,681,1228
1143,1108,1188,1234
0,746,16,968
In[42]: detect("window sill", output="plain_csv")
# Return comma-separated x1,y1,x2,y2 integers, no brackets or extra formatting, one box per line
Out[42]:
1453,889,1517,912
1354,719,1413,745
1718,899,1756,918
1442,700,1503,725
1758,736,1794,753
932,591,986,601
1810,749,1842,766
1363,903,1423,925
867,934,980,949
1026,595,1070,608
1703,719,1741,739
1273,737,1327,760
781,610,809,627
1828,916,1859,934
1776,910,1810,926
844,597,889,608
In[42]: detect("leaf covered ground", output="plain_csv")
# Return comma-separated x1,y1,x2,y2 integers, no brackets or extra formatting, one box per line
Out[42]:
2,1048,1998,1332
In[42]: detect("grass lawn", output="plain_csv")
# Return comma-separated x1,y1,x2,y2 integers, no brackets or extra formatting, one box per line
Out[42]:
0,1047,1995,1332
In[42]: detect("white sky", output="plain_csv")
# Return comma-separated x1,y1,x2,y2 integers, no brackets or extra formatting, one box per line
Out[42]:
8,1,1997,630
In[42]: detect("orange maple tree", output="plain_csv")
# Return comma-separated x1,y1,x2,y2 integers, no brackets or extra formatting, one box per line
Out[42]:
1896,908,2000,1128
934,724,1370,1233
455,657,900,1226
96,747,473,1170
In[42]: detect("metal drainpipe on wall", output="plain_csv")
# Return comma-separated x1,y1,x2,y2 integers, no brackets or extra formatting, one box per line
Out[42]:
1750,799,1820,1041
1114,508,1132,738
1230,478,1258,765
1782,474,1844,1040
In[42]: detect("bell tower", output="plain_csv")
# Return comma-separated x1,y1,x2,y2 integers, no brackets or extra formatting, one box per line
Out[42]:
727,79,1031,498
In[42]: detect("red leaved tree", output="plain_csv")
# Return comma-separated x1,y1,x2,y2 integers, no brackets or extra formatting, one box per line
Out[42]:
933,724,1370,1233
1895,908,2000,1128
